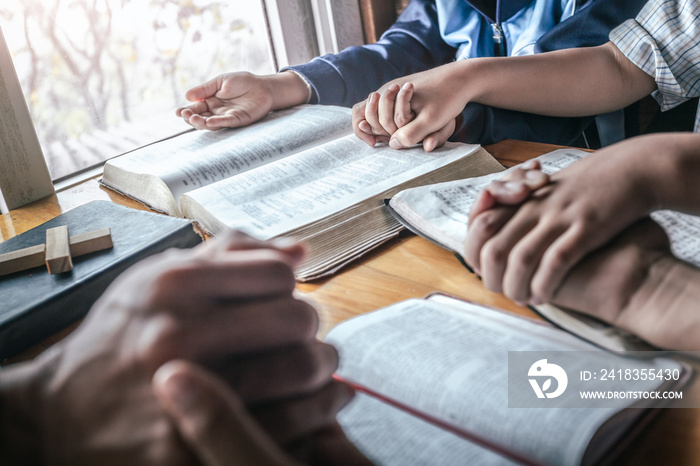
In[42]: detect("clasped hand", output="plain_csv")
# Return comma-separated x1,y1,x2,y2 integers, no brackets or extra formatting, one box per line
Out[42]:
351,65,466,151
464,159,679,349
1,232,365,465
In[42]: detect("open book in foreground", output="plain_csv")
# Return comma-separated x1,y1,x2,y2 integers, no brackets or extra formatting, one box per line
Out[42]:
388,148,700,352
100,105,503,280
327,295,690,466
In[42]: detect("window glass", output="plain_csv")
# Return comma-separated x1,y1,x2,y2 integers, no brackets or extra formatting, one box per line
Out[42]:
0,0,274,180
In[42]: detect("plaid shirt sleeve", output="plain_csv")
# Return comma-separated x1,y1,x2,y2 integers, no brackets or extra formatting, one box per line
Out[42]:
610,0,700,131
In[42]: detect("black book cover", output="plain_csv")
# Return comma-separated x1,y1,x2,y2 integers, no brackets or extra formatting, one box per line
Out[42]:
0,201,202,359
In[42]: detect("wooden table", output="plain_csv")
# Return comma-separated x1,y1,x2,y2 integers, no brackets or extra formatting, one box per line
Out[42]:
1,140,698,464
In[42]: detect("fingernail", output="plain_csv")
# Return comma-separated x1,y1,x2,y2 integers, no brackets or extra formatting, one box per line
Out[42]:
369,93,378,104
389,138,402,150
503,181,524,192
425,138,437,152
271,237,298,249
389,84,400,92
530,296,544,305
524,170,547,188
521,159,538,170
401,82,412,91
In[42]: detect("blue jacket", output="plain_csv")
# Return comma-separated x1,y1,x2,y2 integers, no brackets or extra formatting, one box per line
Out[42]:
288,0,649,146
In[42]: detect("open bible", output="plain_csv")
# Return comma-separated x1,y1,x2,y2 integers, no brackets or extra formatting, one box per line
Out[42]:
388,149,700,351
327,295,690,465
100,105,503,280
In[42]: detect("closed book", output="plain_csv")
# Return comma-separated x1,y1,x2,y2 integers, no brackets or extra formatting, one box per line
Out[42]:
0,201,201,359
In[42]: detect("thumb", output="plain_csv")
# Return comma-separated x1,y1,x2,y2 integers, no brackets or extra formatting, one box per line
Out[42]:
196,230,306,268
185,74,225,102
153,361,298,466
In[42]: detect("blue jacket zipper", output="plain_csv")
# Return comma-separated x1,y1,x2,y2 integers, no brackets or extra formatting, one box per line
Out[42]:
468,0,508,56
491,22,507,56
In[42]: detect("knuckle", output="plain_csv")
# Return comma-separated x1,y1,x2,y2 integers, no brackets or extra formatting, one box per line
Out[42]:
294,343,337,391
543,244,574,272
510,244,537,272
151,262,200,298
470,209,503,237
395,111,413,127
401,126,421,145
136,315,183,366
531,277,552,302
288,299,319,340
482,240,508,266
261,253,296,290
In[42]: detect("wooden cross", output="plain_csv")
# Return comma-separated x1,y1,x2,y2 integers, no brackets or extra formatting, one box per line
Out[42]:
0,226,113,276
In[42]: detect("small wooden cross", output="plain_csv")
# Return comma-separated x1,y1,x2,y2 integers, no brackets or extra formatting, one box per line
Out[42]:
0,226,113,276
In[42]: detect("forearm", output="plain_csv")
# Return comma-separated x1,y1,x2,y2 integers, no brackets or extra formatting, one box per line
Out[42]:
452,102,593,146
289,40,446,107
454,42,656,117
645,133,700,215
266,71,311,111
619,255,700,351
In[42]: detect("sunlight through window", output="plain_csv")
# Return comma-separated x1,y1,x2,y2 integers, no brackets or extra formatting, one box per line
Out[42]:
1,0,274,179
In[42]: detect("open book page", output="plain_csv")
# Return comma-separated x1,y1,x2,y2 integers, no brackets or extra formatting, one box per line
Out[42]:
0,27,54,213
390,147,700,268
179,139,484,239
387,149,586,255
651,210,700,267
273,147,502,280
339,392,520,465
101,105,352,215
327,297,683,466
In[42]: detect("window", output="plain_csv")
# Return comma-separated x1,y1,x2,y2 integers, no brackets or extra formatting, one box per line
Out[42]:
1,0,274,180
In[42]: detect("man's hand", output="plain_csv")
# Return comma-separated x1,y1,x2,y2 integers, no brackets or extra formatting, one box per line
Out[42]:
0,232,347,465
464,137,661,306
153,361,298,466
552,218,671,324
154,361,370,466
548,217,700,351
468,159,549,221
176,71,310,130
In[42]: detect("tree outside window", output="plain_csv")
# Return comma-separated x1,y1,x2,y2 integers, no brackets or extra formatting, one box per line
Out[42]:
1,0,274,180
